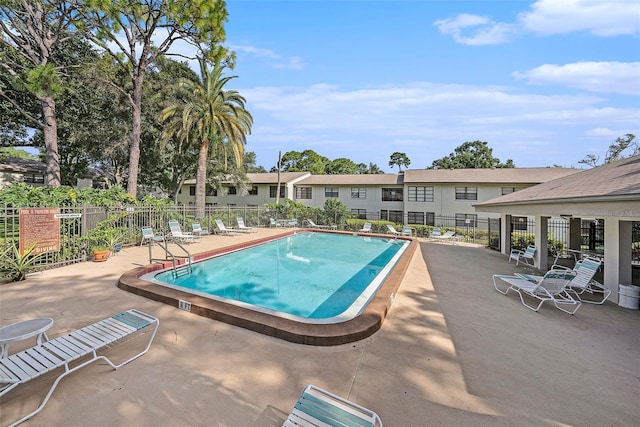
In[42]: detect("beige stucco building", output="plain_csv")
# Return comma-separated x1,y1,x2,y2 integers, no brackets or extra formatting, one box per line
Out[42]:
177,167,580,224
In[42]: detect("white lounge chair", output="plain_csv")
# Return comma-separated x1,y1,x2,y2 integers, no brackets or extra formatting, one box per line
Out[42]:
191,223,210,236
168,220,199,243
283,384,383,427
0,309,159,426
509,245,536,267
306,219,335,230
493,269,580,314
214,219,238,235
432,230,458,243
520,257,610,305
140,227,165,246
236,217,257,232
386,224,401,237
359,222,373,233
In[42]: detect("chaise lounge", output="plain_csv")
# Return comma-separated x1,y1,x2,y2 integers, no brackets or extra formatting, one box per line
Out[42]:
0,309,159,426
283,384,383,427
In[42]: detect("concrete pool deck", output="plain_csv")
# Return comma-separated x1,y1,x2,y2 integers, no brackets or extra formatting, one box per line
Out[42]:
1,229,638,426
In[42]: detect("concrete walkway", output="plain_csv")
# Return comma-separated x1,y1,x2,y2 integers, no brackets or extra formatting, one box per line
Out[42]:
1,230,638,426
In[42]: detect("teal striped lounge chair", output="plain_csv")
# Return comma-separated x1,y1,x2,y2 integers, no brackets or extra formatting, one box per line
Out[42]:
518,256,610,304
0,309,159,426
283,384,383,426
493,269,580,314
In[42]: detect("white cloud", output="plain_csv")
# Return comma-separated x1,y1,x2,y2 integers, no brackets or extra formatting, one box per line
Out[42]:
436,0,640,45
433,14,515,45
519,0,640,36
513,61,640,95
230,44,305,70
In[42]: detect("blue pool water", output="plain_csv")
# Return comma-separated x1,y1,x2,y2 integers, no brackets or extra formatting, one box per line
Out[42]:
145,232,408,323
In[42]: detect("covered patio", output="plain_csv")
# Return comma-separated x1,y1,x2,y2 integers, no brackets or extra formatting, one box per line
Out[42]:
476,155,640,305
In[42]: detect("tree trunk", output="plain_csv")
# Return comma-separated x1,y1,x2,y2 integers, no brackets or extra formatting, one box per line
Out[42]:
195,139,210,219
126,73,145,198
41,95,61,187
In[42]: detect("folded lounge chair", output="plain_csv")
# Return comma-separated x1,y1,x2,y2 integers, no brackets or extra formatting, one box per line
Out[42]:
0,309,159,426
509,245,536,267
283,384,383,427
236,217,257,232
493,269,580,314
168,220,199,243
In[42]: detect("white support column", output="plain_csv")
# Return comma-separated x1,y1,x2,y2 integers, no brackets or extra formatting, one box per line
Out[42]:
534,215,549,271
501,214,512,255
604,219,633,304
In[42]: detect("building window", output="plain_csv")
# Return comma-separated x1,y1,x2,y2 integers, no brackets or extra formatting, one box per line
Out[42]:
408,186,434,202
512,216,528,231
455,187,477,200
206,186,217,196
270,185,285,198
248,186,258,195
407,212,424,225
456,213,477,227
351,188,366,199
296,187,312,199
227,186,237,195
23,174,45,184
325,187,339,197
501,187,521,195
382,188,403,201
351,209,367,219
381,210,403,223
189,186,196,196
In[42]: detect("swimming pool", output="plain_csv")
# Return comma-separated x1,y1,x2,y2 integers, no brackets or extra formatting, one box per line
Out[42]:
142,232,408,323
119,229,417,345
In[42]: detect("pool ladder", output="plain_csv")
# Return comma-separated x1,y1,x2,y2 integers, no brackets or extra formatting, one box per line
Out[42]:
146,236,193,278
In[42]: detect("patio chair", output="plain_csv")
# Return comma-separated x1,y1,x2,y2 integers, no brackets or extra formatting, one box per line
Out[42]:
283,384,383,427
386,224,401,237
359,222,373,233
401,226,415,237
214,219,238,235
140,227,165,246
0,309,159,426
509,245,536,267
430,227,442,238
493,269,580,314
236,217,257,232
521,257,611,305
269,218,282,228
191,223,210,236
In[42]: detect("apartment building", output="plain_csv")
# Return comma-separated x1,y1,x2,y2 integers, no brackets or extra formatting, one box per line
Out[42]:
177,167,580,224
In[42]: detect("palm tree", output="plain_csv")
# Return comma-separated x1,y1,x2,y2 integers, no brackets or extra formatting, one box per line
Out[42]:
161,58,253,218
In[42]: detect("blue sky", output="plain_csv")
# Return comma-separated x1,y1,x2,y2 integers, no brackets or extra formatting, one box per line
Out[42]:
212,0,640,172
